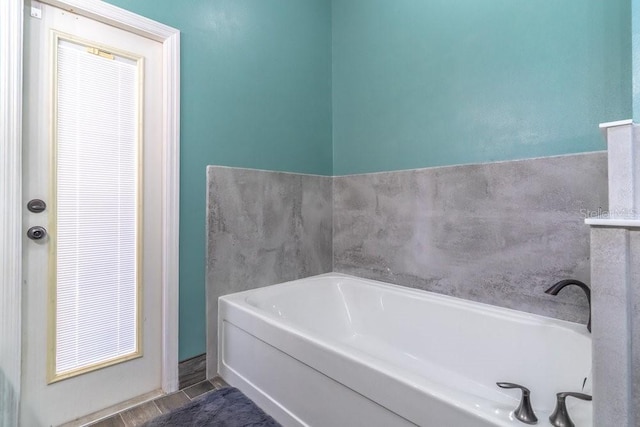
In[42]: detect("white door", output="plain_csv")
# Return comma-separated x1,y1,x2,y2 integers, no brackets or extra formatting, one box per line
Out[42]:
22,3,164,425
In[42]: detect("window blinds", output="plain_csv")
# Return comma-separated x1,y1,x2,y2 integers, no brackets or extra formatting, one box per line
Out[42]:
55,39,140,376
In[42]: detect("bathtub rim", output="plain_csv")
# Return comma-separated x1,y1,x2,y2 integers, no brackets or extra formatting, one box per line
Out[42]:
222,272,591,336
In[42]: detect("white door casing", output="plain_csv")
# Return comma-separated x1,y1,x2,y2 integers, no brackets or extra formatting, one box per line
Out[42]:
1,0,179,425
0,1,25,426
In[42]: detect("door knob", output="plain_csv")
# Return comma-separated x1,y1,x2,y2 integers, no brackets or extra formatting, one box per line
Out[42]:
27,226,47,240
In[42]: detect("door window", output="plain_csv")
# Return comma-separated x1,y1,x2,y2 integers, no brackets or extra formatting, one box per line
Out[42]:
52,35,142,381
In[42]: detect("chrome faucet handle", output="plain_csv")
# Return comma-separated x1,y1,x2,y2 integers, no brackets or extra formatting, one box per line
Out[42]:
549,392,592,427
496,382,538,424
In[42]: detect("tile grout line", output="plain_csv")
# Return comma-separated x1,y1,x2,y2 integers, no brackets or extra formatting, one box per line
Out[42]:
151,398,164,419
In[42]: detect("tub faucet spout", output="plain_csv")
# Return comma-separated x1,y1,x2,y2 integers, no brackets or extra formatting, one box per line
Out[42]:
544,279,591,333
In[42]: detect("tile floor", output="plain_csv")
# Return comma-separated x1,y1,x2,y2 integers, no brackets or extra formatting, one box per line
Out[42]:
178,353,207,389
88,376,230,427
85,354,223,427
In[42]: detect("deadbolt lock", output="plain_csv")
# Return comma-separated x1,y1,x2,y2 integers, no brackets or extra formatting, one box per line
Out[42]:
27,199,47,213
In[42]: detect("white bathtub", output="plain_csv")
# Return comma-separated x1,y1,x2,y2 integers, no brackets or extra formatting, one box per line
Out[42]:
217,273,592,426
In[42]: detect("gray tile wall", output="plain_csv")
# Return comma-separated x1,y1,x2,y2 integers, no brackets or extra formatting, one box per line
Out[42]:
333,152,608,322
206,153,608,377
588,124,640,426
205,166,333,376
591,226,632,426
590,226,640,426
630,231,640,425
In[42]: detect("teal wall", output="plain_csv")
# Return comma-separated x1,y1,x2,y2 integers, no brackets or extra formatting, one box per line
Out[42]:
103,0,631,360
105,0,333,360
332,0,632,175
634,0,640,122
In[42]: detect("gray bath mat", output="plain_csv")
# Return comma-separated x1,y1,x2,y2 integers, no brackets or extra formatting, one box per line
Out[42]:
142,387,281,427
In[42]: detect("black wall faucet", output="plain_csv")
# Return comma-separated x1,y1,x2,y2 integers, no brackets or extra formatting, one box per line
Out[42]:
545,279,591,333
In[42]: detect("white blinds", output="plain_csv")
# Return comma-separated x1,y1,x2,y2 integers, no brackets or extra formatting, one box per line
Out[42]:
55,39,140,376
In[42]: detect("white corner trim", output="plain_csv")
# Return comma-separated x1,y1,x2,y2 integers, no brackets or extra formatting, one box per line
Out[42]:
599,119,633,138
598,119,633,139
599,119,633,129
585,214,640,228
161,31,181,393
0,1,24,425
40,0,181,393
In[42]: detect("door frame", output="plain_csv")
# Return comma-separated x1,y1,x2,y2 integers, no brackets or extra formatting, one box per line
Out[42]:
0,1,25,425
1,1,180,421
